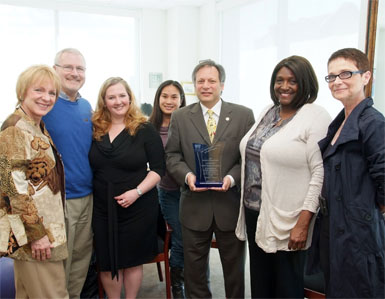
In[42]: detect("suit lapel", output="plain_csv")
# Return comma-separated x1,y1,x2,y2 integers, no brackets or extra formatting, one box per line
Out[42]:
214,101,232,143
189,103,211,145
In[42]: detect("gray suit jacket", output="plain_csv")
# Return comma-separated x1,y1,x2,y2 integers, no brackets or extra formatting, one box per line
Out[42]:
166,100,255,231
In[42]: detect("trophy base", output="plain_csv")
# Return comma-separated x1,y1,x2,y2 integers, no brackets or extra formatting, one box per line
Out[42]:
195,182,223,188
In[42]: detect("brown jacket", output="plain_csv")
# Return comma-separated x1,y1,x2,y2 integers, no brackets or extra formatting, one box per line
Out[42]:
0,109,67,261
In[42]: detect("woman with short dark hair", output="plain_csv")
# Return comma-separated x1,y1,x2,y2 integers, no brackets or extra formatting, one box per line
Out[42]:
316,48,385,298
236,55,331,298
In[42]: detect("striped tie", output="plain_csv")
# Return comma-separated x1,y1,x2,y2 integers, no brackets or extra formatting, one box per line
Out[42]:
207,109,217,143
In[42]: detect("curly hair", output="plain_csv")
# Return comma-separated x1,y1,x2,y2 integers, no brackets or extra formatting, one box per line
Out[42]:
92,77,147,141
16,65,61,106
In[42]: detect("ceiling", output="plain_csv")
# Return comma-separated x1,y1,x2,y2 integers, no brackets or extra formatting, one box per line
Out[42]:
56,0,209,10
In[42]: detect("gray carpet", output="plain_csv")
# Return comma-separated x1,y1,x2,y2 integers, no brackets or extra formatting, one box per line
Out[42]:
138,248,251,298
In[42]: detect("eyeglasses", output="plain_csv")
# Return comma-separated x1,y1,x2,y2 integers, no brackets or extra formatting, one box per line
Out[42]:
55,64,86,74
325,70,364,83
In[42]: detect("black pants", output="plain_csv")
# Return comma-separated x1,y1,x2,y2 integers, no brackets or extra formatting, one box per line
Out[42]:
319,215,330,297
182,220,245,299
245,207,305,298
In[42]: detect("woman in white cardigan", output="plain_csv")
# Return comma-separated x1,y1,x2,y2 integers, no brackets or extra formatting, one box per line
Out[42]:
235,55,331,298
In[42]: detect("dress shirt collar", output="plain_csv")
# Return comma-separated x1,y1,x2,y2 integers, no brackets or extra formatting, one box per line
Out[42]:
59,91,82,102
200,99,222,117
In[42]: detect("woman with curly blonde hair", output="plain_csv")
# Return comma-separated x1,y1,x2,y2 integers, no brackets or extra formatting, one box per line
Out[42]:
93,77,146,140
89,77,165,298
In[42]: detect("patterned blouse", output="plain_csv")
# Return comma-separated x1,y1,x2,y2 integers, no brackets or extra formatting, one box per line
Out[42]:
0,108,67,261
243,106,294,211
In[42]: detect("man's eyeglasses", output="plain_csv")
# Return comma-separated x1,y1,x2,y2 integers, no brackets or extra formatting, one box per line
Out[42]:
55,64,86,74
325,70,364,83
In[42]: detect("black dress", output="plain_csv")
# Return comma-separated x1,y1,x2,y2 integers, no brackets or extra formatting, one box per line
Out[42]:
89,123,165,278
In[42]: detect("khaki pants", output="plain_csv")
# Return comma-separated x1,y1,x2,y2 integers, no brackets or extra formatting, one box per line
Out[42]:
64,194,93,299
14,259,68,299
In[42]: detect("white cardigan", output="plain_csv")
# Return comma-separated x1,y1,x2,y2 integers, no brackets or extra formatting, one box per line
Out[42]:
235,103,331,253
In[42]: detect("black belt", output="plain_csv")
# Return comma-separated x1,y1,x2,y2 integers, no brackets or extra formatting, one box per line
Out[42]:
107,182,119,280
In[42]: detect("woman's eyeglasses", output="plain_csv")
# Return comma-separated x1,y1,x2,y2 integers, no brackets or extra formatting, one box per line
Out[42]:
325,70,364,83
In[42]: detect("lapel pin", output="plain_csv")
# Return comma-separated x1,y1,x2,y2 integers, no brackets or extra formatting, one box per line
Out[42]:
226,117,230,121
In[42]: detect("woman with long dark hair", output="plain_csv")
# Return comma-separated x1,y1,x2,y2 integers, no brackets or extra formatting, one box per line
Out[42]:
149,80,186,298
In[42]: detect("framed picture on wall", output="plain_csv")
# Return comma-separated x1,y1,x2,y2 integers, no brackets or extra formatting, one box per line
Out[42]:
181,81,195,95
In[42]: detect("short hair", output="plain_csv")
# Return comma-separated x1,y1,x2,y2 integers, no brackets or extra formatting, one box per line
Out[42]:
270,55,319,109
54,48,86,66
192,59,226,84
327,48,369,72
148,80,186,131
16,65,61,106
92,77,147,140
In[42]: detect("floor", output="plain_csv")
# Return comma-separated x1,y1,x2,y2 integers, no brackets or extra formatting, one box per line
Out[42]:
137,248,251,298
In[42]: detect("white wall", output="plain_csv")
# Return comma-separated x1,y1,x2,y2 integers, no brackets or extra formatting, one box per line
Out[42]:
139,9,167,104
139,6,201,106
373,0,385,114
140,0,220,106
218,0,371,118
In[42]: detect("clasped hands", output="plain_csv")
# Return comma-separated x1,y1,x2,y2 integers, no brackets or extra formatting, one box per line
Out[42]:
187,173,231,192
115,189,139,208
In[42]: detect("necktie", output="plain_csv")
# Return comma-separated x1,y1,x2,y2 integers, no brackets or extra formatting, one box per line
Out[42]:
207,109,217,143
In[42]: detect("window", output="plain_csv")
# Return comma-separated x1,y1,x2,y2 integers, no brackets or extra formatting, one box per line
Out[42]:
0,3,138,123
221,0,366,118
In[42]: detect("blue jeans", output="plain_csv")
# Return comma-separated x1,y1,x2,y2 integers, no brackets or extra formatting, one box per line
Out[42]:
158,188,184,268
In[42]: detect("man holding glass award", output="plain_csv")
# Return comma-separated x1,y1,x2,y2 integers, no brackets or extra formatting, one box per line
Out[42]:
166,60,254,298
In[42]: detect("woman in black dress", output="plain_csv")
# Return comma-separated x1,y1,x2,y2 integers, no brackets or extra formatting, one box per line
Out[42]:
89,77,165,298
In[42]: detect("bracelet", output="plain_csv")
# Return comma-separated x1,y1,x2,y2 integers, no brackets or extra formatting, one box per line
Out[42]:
136,187,143,197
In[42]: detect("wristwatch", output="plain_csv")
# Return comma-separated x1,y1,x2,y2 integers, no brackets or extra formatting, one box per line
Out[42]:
136,187,143,197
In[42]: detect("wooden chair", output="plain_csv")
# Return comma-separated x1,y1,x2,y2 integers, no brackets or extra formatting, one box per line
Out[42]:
145,221,173,299
97,222,173,299
211,234,218,248
304,288,325,298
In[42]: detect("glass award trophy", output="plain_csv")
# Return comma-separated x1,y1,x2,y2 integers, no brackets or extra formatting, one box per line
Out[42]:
193,142,224,188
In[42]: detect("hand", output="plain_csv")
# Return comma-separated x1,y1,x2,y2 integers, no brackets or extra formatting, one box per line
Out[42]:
288,210,313,250
288,225,308,250
31,235,53,261
187,173,208,192
115,189,139,208
209,176,231,192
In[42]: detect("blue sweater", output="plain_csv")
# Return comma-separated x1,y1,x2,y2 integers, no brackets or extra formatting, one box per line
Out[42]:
43,96,93,199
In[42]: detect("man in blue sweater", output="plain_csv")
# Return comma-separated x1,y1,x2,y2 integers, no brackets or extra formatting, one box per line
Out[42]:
43,48,93,299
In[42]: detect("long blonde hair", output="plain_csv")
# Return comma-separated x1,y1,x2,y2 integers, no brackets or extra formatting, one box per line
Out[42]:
92,77,147,141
